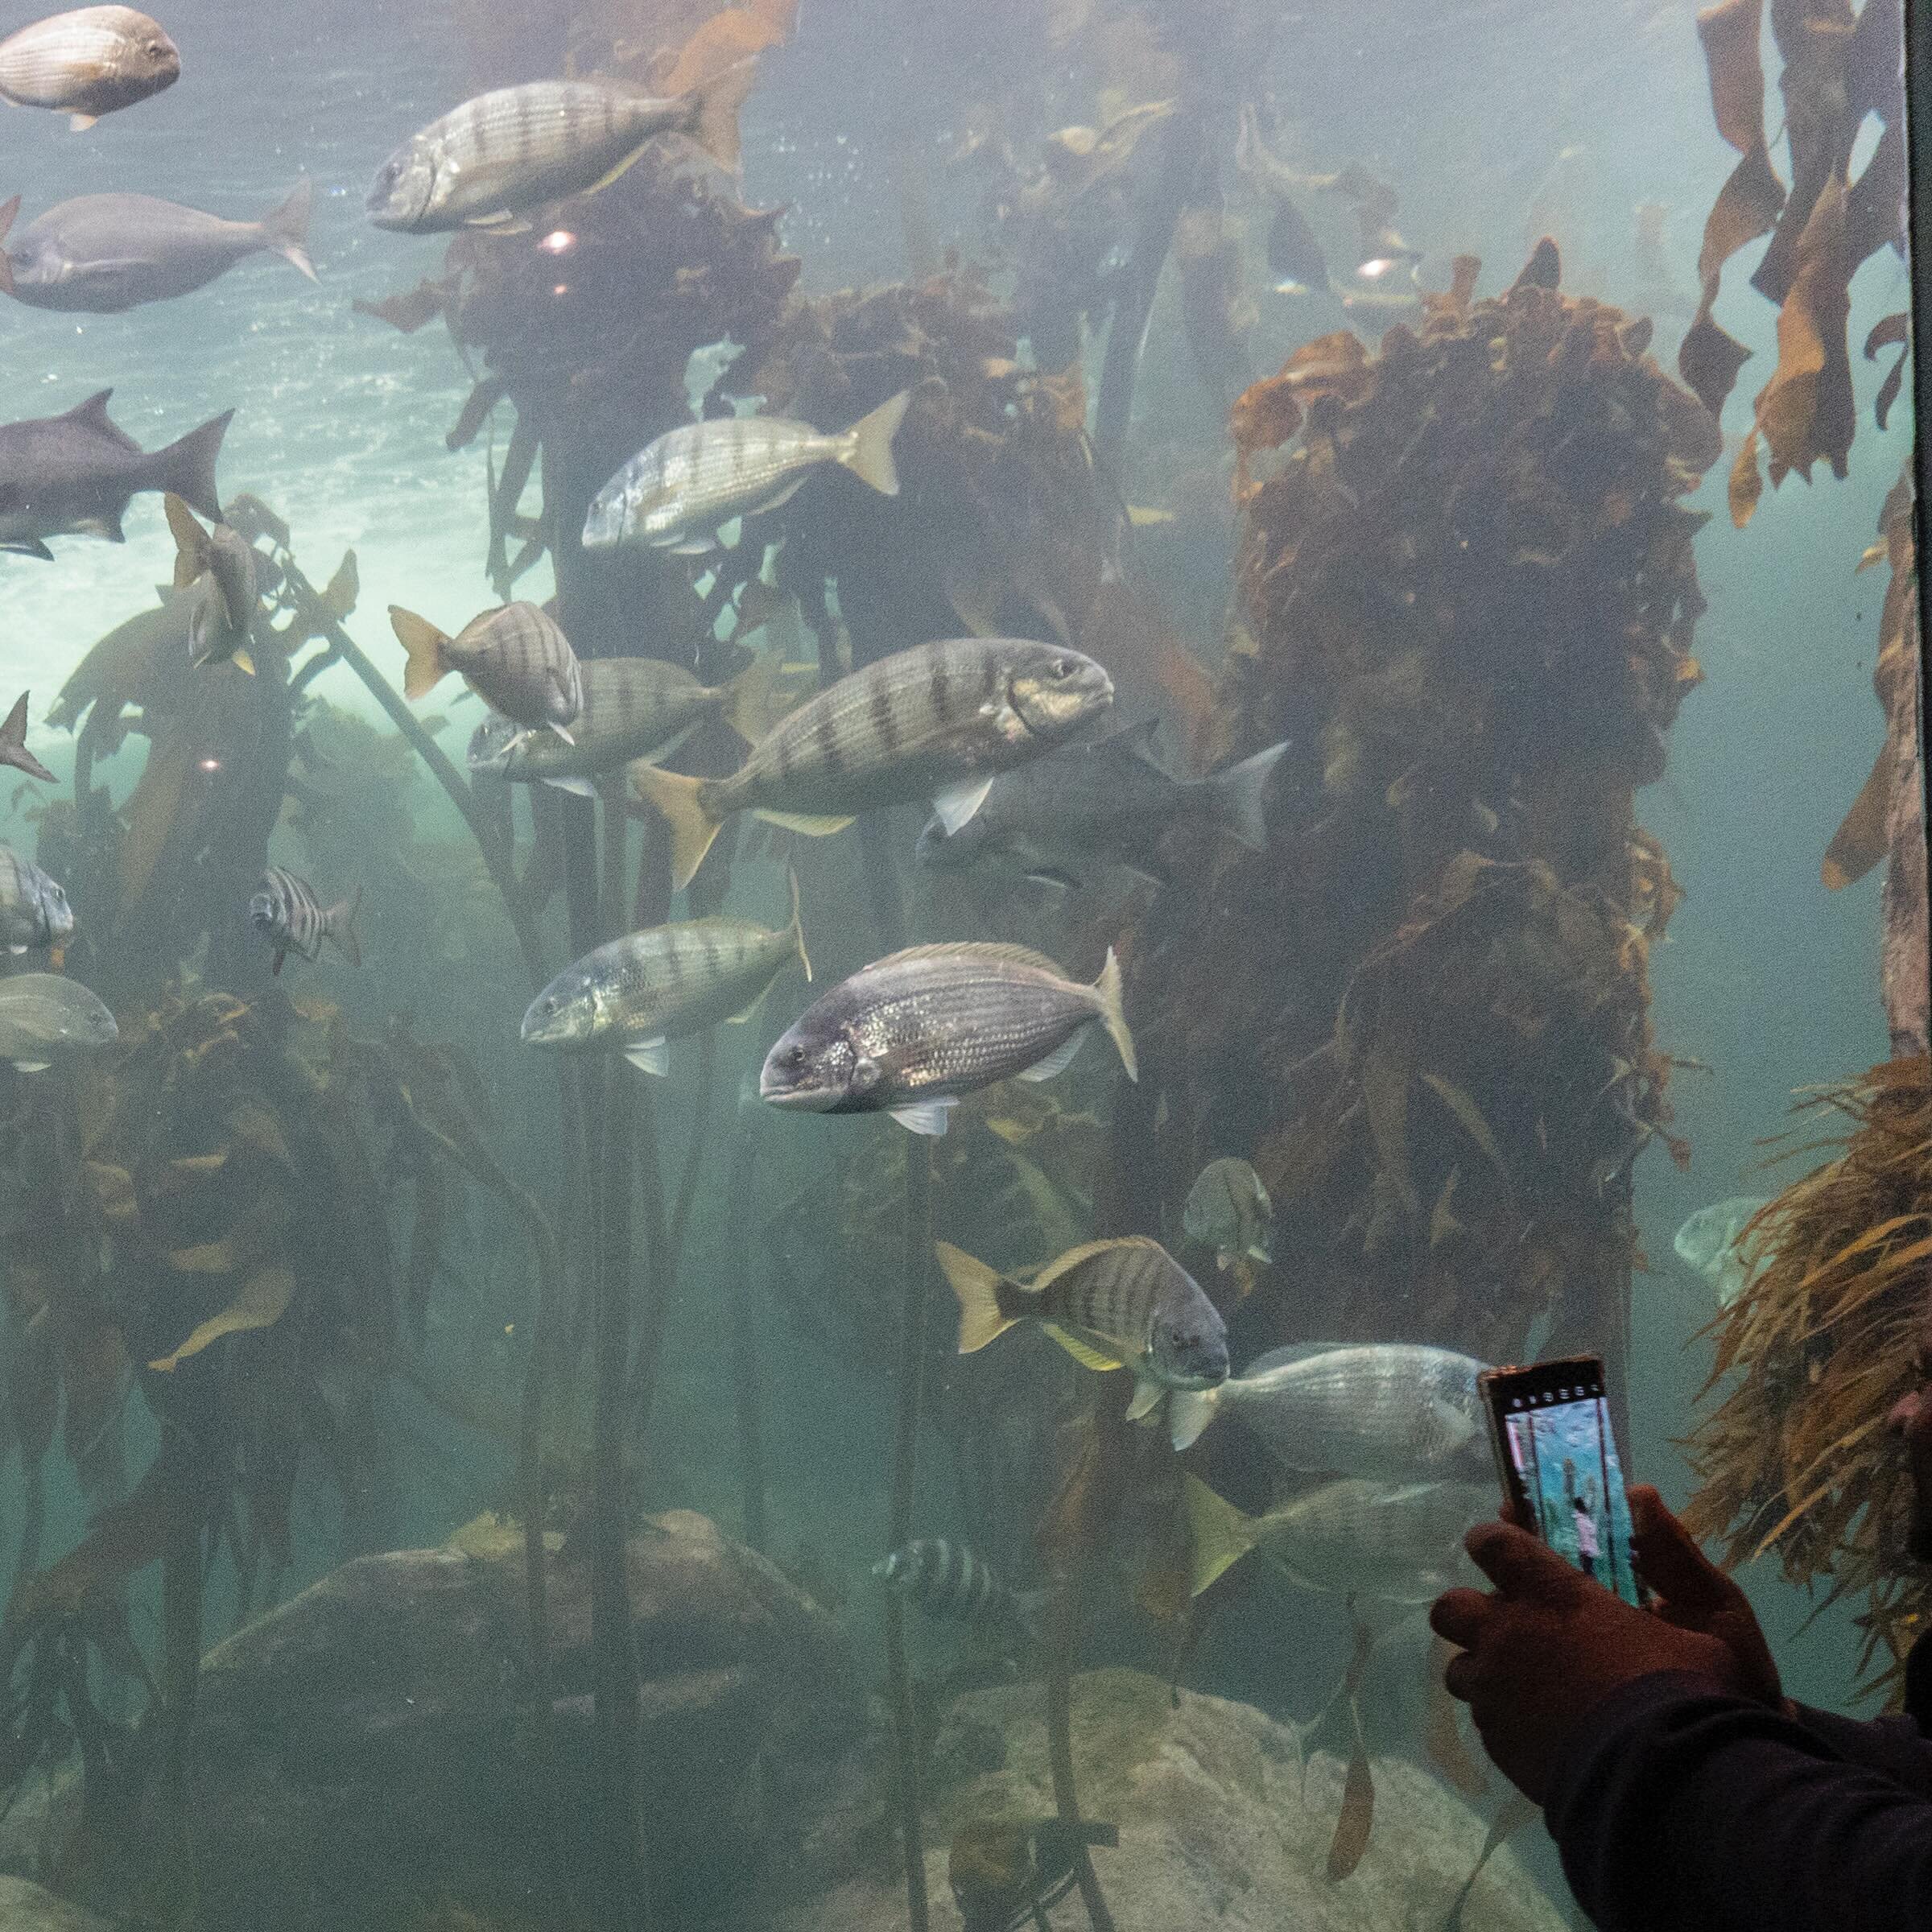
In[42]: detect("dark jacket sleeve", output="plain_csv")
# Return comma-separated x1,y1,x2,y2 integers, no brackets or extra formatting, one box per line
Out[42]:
1545,1670,1932,1932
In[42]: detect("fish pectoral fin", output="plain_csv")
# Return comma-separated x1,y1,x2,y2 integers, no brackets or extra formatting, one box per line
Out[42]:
541,775,597,798
464,212,533,233
2,539,52,560
6,945,26,956
753,809,857,836
68,113,97,132
1039,1324,1123,1373
1016,1032,1084,1082
623,1038,670,1076
716,516,744,549
1125,1379,1165,1423
230,649,256,677
888,1097,956,1137
10,1060,49,1073
724,982,773,1025
1025,868,1079,891
664,535,716,555
931,776,995,836
548,722,576,747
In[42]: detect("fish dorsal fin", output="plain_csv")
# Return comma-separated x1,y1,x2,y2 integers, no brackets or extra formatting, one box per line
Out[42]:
885,940,1069,979
623,1037,669,1075
931,775,995,836
1032,1234,1166,1290
1016,1031,1084,1082
889,1096,956,1136
1040,1323,1124,1372
63,389,139,452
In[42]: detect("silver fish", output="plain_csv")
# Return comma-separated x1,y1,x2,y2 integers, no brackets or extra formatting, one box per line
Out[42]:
634,637,1113,890
0,693,56,785
761,941,1135,1137
582,391,910,555
365,70,746,233
939,1235,1228,1408
0,389,229,559
916,720,1286,888
0,972,115,1071
248,866,361,976
1181,1156,1275,1272
1674,1197,1773,1309
521,873,810,1075
390,602,583,738
0,846,73,952
0,6,177,129
0,180,312,313
165,494,258,670
873,1538,1035,1628
1168,1343,1490,1476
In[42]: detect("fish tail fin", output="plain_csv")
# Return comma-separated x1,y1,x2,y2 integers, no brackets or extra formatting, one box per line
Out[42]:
1183,1475,1259,1597
1091,947,1137,1082
682,56,757,173
261,176,317,283
151,410,233,525
630,762,721,890
720,639,787,744
1209,738,1288,851
325,885,362,968
1168,1384,1221,1452
786,865,811,981
163,491,210,588
388,606,452,701
936,1241,1033,1352
840,388,910,497
0,196,15,295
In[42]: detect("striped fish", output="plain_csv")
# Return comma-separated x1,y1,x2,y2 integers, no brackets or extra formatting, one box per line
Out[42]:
872,1539,1033,1628
634,637,1113,889
0,844,72,952
0,7,178,129
581,391,910,555
390,601,583,739
521,871,809,1074
365,69,749,233
466,648,782,796
937,1236,1228,1415
248,866,361,977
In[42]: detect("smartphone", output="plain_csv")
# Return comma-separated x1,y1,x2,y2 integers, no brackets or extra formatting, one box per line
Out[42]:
1479,1356,1646,1605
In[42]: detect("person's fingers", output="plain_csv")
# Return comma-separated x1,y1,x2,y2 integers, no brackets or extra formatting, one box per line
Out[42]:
1429,1587,1492,1649
1443,1648,1480,1703
1630,1487,1736,1613
1465,1520,1580,1598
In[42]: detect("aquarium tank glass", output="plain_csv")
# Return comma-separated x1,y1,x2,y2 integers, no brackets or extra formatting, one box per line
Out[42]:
0,0,1923,1926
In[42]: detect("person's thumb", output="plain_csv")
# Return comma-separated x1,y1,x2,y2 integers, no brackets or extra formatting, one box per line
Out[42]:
1629,1485,1736,1616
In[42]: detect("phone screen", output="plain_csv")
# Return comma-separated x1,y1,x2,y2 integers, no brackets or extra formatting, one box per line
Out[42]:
1481,1357,1645,1606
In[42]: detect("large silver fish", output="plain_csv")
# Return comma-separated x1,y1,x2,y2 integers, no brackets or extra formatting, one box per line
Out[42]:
466,649,780,797
521,873,810,1075
0,6,177,129
0,972,115,1071
0,845,72,952
0,180,312,312
634,637,1113,890
248,866,361,977
0,390,229,559
390,602,583,739
582,391,910,555
761,941,1135,1137
1168,1342,1491,1475
938,1236,1228,1414
165,494,258,671
1181,1155,1274,1272
1674,1196,1773,1308
365,69,748,233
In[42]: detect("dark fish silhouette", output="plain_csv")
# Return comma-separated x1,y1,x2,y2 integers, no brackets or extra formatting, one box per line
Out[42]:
0,6,177,129
0,693,56,783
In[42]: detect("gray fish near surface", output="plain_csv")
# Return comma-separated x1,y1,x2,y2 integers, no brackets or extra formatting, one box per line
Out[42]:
0,6,178,128
0,389,230,559
165,494,258,671
248,866,361,977
1181,1155,1274,1272
0,972,115,1071
1674,1196,1773,1308
635,636,1114,890
0,180,313,313
917,720,1286,889
0,845,72,952
1168,1342,1491,1475
390,602,584,738
365,68,749,233
467,647,782,796
0,693,56,785
1186,1472,1488,1603
582,390,910,555
521,871,810,1074
873,1538,1036,1629
761,941,1135,1137
939,1236,1229,1410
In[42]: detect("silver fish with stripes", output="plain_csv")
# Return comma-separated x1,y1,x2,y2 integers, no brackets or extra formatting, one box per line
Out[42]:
634,636,1113,890
248,866,361,977
390,601,584,740
582,390,910,555
873,1539,1036,1629
760,941,1134,1137
521,872,809,1075
365,69,749,233
0,6,178,129
466,648,781,797
938,1236,1228,1414
0,844,73,952
0,972,116,1071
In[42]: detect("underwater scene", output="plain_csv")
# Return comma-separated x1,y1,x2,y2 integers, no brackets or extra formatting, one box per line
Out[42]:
0,0,1924,1926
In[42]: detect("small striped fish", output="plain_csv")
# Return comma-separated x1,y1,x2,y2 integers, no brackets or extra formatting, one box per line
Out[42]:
248,866,361,977
634,637,1113,889
521,873,809,1075
0,843,73,952
938,1236,1228,1414
582,391,910,555
365,70,748,233
0,6,178,129
873,1539,1033,1628
390,601,583,738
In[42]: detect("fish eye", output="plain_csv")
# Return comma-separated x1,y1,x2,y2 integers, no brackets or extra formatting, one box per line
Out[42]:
1053,656,1075,679
784,1042,807,1065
